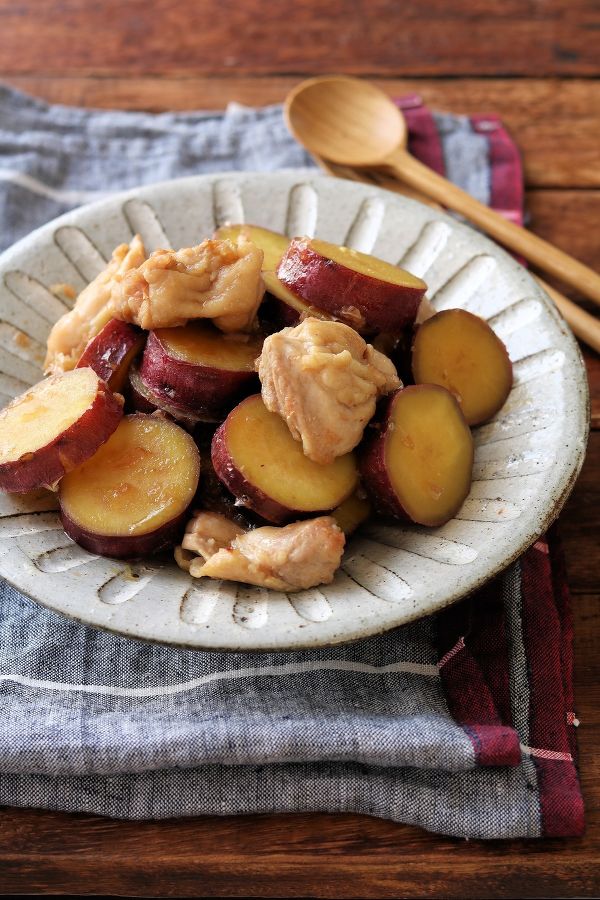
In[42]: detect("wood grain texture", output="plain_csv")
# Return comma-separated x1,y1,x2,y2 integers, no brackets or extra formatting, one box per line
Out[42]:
0,1,597,77
0,2,599,892
5,76,600,189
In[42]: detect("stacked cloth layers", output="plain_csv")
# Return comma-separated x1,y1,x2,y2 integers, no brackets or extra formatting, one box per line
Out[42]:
0,86,583,838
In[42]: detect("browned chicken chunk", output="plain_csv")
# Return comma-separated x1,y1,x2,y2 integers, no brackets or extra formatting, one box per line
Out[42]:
258,317,401,465
175,511,245,576
177,514,345,591
108,237,264,333
44,235,146,375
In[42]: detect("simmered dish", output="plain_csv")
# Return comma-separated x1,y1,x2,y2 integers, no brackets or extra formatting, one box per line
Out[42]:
0,223,512,591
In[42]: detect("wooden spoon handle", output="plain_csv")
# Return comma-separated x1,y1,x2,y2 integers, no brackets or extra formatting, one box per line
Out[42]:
313,153,600,352
388,148,600,309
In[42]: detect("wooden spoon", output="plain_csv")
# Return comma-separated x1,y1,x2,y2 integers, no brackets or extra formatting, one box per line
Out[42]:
310,152,600,353
285,75,600,312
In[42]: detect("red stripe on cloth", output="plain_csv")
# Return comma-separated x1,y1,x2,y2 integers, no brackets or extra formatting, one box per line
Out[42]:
547,526,580,760
470,114,524,227
463,579,513,728
520,545,585,836
397,95,446,176
436,601,521,767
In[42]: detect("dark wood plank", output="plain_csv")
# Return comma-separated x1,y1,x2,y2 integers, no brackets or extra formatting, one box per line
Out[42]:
0,1,598,77
4,76,600,189
559,430,600,593
526,190,600,274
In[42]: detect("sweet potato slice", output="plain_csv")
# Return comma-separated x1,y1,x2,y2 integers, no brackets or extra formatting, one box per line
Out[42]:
331,493,371,535
412,308,513,425
277,237,427,333
360,385,473,526
139,323,262,418
211,394,358,524
76,318,145,392
0,368,123,492
213,224,290,272
59,414,200,558
262,271,335,328
127,363,208,429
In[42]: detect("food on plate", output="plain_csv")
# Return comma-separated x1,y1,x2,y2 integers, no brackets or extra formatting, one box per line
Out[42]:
261,270,335,328
126,362,205,429
359,385,473,526
277,237,427,333
108,237,264,333
213,224,290,271
211,394,358,524
59,414,200,558
175,510,246,575
76,318,146,392
3,214,517,597
177,511,345,591
331,492,371,535
45,235,146,375
412,308,513,425
258,317,400,464
139,322,262,417
0,368,123,492
193,449,265,529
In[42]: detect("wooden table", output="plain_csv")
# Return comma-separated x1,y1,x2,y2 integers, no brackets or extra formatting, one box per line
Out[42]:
0,2,598,896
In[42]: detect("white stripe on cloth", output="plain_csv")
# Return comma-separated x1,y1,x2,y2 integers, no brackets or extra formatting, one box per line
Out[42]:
0,658,440,698
0,169,108,204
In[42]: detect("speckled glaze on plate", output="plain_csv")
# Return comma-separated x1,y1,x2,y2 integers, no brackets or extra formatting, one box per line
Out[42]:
0,171,589,650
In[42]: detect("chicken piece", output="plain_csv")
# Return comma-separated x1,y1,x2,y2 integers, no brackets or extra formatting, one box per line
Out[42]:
258,317,401,465
175,510,246,576
108,237,264,333
44,236,146,374
197,516,345,592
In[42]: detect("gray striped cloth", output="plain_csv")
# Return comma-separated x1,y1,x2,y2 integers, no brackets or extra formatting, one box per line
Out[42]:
0,85,581,839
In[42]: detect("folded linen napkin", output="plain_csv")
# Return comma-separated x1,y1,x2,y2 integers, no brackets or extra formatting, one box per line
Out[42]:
0,86,583,838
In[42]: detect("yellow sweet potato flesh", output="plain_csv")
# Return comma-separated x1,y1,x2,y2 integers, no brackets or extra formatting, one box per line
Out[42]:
310,238,426,290
412,309,513,425
262,271,333,322
0,368,102,464
213,224,290,271
331,493,371,535
386,387,473,525
155,322,262,371
227,395,358,513
59,416,200,536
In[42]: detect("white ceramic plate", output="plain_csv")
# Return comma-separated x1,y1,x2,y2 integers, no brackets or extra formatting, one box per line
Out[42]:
0,171,589,650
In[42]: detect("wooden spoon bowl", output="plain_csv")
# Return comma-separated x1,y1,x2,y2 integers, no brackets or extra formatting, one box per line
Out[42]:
284,75,600,315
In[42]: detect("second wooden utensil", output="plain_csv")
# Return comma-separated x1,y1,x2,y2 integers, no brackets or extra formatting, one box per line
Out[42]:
311,153,600,354
285,75,600,314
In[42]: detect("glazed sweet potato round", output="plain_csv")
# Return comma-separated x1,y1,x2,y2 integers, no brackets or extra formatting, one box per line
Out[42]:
211,394,359,524
360,385,473,527
277,237,427,333
412,309,513,425
0,368,123,492
59,414,200,558
140,323,262,417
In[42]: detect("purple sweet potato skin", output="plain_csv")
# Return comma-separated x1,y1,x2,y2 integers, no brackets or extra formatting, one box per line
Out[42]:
0,378,123,493
277,239,426,334
61,506,190,559
140,331,258,419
